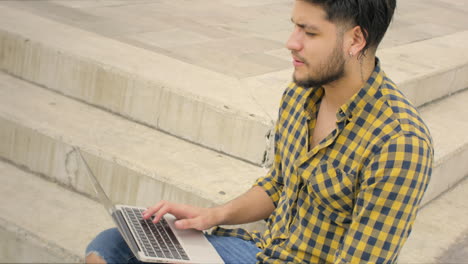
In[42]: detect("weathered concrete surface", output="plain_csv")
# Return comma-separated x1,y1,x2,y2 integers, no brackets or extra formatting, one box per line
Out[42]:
379,31,468,107
0,161,113,263
1,0,468,262
0,5,280,166
1,159,466,264
399,176,468,263
0,71,266,209
418,88,468,204
436,229,468,264
0,219,81,263
2,0,467,78
1,2,468,165
2,71,468,208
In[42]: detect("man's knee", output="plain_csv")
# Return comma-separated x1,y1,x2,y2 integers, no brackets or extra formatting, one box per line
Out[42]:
85,252,107,264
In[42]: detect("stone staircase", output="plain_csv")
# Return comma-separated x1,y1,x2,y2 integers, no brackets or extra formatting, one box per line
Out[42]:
1,1,468,263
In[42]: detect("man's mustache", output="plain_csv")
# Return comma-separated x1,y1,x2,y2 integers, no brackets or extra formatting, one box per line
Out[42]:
292,52,308,65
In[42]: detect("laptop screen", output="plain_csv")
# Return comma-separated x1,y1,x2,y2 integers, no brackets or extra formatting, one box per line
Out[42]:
75,148,116,216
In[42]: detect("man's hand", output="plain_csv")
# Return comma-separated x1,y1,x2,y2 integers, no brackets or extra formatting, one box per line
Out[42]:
142,186,275,231
142,201,224,230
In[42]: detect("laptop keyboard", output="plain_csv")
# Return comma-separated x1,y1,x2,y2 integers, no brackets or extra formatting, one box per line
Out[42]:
122,207,190,261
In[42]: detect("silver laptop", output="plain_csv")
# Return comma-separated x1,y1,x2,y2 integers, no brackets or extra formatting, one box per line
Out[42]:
76,148,224,263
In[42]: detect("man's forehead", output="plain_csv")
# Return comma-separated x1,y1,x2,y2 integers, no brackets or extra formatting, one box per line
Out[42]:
291,1,331,29
290,17,321,31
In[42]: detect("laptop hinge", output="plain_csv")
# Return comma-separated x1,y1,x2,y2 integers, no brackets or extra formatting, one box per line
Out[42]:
112,210,141,254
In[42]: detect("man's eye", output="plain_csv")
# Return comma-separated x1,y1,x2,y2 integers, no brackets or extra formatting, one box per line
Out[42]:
306,32,316,36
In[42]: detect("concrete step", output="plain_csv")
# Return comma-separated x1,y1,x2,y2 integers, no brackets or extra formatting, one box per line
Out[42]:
398,176,468,263
418,88,468,204
1,68,467,207
0,71,266,216
379,31,468,108
0,160,112,263
1,157,466,263
1,4,468,166
0,4,277,167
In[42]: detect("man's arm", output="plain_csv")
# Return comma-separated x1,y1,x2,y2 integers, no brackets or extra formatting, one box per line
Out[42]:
334,134,433,263
142,186,275,230
142,120,284,230
143,87,291,231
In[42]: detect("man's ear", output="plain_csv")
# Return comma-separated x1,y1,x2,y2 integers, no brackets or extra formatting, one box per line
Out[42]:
347,26,367,58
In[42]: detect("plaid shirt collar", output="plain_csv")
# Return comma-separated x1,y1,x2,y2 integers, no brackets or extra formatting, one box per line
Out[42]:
303,58,384,125
339,58,383,123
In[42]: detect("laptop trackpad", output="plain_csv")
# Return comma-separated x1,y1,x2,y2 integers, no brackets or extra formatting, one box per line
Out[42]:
164,215,224,263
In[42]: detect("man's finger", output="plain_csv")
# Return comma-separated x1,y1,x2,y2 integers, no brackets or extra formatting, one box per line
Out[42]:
151,204,173,223
142,201,169,220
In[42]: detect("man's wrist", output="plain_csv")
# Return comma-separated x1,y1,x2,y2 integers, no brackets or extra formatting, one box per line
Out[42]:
213,205,232,226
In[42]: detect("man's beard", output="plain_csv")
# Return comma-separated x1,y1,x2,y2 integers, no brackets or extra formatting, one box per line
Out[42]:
293,42,346,88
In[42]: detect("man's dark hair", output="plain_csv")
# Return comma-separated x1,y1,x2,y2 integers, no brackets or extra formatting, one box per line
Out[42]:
304,0,396,55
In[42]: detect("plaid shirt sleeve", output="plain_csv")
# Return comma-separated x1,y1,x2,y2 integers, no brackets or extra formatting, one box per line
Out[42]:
254,118,284,208
253,86,295,208
334,134,433,263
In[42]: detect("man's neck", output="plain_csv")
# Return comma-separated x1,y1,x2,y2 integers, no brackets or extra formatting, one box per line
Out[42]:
322,56,376,111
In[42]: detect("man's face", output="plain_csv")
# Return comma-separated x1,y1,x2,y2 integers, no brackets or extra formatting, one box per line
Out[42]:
287,1,347,88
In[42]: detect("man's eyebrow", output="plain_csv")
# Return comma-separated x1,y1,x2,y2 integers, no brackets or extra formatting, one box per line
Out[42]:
290,18,320,31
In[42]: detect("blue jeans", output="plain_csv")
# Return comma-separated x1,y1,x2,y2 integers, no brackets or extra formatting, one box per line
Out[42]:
86,228,261,264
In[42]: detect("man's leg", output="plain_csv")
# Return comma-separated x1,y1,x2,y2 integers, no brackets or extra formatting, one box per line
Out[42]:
85,228,142,264
86,228,261,264
205,235,262,263
85,253,106,264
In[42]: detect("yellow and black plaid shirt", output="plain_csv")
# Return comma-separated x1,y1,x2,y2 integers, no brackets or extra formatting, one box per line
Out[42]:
213,60,433,263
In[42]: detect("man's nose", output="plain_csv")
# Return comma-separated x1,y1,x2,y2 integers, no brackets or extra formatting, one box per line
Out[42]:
286,26,303,51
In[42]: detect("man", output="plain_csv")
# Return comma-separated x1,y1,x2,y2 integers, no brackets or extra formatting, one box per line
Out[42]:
86,0,433,263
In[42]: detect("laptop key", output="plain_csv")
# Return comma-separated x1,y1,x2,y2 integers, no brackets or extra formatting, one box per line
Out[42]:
124,207,190,261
